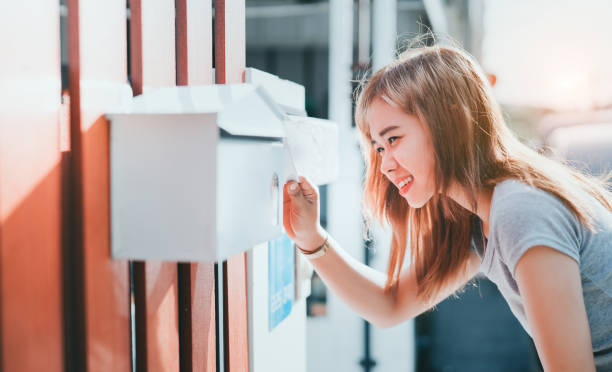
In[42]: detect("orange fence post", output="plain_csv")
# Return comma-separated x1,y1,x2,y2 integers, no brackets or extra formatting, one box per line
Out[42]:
66,0,133,370
0,2,64,371
175,0,216,371
215,0,249,371
130,0,181,371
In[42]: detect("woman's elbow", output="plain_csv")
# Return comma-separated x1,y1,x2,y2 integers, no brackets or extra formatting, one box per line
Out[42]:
373,318,397,329
372,309,410,329
373,316,410,329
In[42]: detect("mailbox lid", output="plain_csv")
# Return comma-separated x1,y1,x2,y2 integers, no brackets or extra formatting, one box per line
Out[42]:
244,68,306,116
243,68,340,185
283,115,339,185
106,83,286,139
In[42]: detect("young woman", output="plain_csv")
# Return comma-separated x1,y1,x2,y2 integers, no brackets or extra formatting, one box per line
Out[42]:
283,45,612,371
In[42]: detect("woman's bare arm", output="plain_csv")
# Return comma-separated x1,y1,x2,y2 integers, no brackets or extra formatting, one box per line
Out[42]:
515,245,595,371
304,232,393,327
306,231,481,328
284,177,480,329
388,250,481,327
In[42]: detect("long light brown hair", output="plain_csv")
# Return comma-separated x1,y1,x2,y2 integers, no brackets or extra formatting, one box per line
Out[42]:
354,44,612,302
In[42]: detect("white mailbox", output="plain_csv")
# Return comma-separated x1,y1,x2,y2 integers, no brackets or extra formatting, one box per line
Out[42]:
107,75,338,263
108,84,290,262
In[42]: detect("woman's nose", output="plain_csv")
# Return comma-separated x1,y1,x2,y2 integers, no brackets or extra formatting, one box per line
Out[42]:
380,150,397,175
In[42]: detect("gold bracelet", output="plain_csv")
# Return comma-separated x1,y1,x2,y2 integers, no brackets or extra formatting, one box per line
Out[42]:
296,235,329,259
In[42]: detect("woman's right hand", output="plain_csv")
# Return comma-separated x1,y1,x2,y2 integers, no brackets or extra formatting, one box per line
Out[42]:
283,176,326,252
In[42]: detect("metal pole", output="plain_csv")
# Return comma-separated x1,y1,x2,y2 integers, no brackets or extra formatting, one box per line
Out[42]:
329,0,353,128
215,262,225,372
358,0,371,67
372,0,397,71
360,239,377,372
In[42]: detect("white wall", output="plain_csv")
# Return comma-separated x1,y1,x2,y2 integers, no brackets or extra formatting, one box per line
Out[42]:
248,242,308,372
368,223,415,372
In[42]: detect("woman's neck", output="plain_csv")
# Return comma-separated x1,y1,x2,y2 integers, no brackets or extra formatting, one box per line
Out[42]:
446,182,494,238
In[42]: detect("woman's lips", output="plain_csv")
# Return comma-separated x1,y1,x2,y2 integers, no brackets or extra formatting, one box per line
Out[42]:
399,180,412,195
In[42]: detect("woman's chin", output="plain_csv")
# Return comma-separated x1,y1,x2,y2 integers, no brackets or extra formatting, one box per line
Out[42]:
407,201,426,209
404,196,424,209
403,192,431,209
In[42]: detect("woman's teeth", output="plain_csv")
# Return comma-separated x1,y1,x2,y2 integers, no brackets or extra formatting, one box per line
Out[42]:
398,176,413,188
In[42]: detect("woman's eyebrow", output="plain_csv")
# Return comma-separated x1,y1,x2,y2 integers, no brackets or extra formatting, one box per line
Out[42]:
370,125,400,145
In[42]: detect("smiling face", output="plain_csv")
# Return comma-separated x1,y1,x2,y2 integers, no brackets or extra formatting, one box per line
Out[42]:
367,96,437,208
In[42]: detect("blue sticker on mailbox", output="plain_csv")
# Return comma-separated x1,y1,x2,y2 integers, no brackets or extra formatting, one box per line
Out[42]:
268,234,295,331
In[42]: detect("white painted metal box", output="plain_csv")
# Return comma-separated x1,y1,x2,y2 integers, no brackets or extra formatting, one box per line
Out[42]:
107,84,287,262
107,75,338,262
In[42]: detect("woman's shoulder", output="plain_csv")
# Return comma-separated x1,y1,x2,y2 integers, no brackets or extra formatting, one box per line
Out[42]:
488,178,585,270
490,178,606,221
491,179,562,211
489,178,583,234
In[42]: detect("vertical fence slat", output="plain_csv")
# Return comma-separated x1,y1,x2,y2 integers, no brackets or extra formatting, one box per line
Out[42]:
176,0,216,371
215,0,246,85
130,0,181,371
215,0,248,371
68,0,133,370
190,264,217,371
0,2,64,371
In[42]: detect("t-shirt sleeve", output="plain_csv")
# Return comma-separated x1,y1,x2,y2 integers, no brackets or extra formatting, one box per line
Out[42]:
491,187,582,277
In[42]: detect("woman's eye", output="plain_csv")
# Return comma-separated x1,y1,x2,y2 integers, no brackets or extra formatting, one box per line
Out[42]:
388,136,398,145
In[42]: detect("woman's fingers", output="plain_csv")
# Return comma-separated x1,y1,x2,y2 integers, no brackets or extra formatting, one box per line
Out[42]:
284,177,320,243
297,176,318,203
286,180,305,201
297,176,313,190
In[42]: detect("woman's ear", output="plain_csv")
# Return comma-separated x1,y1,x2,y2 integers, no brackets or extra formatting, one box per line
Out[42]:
487,73,497,87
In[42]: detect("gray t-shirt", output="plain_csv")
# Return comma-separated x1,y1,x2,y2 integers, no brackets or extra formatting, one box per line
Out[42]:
471,179,612,370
